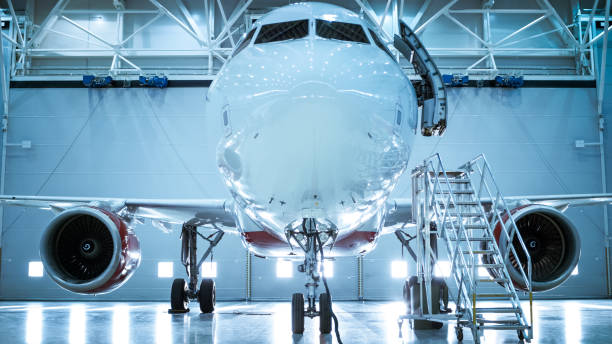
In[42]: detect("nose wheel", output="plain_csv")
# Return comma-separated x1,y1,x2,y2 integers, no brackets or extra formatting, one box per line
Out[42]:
292,293,305,334
319,293,332,334
288,218,341,341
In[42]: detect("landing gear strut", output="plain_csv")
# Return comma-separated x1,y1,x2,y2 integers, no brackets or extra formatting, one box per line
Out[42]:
169,222,224,314
287,219,339,339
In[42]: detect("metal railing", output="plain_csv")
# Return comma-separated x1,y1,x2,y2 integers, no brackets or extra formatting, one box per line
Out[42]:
458,154,533,336
412,153,533,342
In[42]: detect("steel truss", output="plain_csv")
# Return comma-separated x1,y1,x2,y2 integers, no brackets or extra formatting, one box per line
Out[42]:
0,1,609,79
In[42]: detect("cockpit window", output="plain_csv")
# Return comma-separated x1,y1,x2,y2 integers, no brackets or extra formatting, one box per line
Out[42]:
255,20,309,44
233,28,256,56
369,29,394,59
316,20,369,43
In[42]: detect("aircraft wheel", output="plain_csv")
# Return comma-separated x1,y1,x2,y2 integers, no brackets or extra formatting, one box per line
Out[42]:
170,278,189,311
198,278,215,313
319,293,332,334
291,293,304,334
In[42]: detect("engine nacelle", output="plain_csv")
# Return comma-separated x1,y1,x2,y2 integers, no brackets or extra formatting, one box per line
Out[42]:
486,205,581,292
40,207,141,294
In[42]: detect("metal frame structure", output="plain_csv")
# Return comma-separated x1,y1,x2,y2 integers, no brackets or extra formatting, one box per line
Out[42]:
398,154,533,343
6,0,254,78
0,0,606,80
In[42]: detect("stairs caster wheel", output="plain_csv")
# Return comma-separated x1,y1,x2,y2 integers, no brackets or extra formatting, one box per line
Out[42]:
455,327,463,341
291,293,304,334
517,330,525,341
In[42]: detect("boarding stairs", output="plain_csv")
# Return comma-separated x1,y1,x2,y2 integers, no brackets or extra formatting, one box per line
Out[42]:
398,154,533,343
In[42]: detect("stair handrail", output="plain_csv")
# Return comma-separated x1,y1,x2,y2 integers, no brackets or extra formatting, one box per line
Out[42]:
459,154,533,336
459,154,533,294
421,153,480,322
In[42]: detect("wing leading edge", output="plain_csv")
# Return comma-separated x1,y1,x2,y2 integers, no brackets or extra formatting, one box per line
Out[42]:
0,195,237,233
384,193,612,230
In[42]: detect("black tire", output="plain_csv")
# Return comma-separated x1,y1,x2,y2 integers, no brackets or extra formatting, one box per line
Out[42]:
404,276,418,314
517,330,525,341
402,280,410,303
432,321,443,329
170,278,188,311
319,293,332,334
198,278,215,313
291,293,304,334
456,327,463,342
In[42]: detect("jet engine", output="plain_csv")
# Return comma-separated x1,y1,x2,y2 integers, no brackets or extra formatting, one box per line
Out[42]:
40,207,141,294
484,205,580,292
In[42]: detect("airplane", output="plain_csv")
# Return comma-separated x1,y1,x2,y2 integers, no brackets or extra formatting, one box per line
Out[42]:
1,1,611,338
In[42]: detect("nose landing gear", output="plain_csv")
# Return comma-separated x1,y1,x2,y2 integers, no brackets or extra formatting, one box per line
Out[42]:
288,219,341,342
168,222,224,314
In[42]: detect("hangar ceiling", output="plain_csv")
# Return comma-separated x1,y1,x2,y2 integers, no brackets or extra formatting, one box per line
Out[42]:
0,0,608,81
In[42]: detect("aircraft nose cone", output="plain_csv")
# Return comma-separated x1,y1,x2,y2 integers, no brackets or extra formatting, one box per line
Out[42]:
218,82,408,230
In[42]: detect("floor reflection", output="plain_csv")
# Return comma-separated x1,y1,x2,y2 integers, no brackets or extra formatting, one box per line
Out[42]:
2,300,612,344
112,304,130,344
69,304,86,344
25,303,42,344
155,304,172,344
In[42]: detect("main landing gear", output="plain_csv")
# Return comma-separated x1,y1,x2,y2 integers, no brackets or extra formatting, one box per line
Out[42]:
287,219,338,339
169,222,224,314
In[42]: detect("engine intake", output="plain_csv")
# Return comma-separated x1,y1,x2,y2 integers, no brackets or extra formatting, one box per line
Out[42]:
486,205,580,292
40,207,140,294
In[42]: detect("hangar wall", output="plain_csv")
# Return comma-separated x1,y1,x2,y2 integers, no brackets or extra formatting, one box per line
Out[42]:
592,30,612,299
0,85,607,300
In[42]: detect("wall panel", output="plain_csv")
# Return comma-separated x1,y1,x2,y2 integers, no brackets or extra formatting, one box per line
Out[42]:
0,86,607,301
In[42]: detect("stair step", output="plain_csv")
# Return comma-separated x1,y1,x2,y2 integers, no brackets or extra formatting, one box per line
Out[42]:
440,201,478,206
450,212,483,217
463,224,488,229
447,178,471,183
476,293,512,298
468,264,504,268
462,250,495,254
478,325,530,330
449,237,493,242
478,278,509,283
444,224,488,230
476,307,521,313
436,190,474,194
477,319,522,324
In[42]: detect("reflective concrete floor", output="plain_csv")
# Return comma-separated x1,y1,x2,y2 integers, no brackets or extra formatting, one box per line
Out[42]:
0,300,611,343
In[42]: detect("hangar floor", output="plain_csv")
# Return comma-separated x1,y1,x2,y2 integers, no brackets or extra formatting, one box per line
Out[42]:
0,299,610,343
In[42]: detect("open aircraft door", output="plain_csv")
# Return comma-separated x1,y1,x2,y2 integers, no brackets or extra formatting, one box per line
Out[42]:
394,21,447,136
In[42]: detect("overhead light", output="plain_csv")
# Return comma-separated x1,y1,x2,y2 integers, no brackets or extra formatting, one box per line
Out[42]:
93,16,104,24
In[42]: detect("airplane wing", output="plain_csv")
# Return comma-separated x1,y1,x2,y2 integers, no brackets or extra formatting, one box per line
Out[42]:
0,195,236,232
384,193,612,231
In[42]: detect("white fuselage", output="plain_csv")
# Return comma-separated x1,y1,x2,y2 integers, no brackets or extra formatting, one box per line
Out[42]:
207,2,417,256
